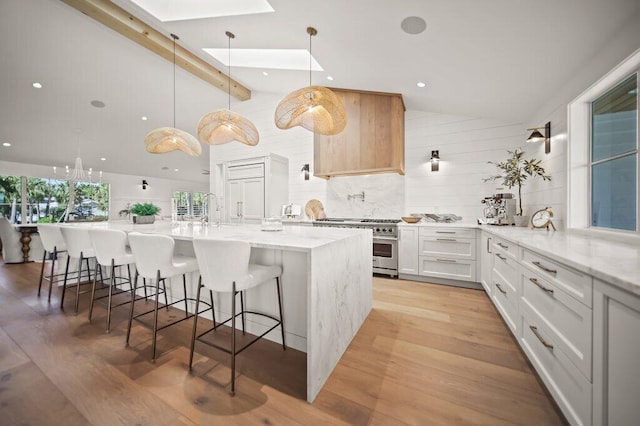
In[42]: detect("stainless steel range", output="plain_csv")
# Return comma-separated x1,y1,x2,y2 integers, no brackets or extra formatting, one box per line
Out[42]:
313,218,400,277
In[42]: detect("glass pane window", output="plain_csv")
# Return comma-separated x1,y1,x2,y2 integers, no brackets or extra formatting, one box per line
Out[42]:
70,182,109,221
26,177,69,223
172,191,208,220
0,175,22,223
590,72,638,232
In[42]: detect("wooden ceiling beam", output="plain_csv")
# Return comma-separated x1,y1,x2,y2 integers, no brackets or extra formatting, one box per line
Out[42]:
60,0,251,101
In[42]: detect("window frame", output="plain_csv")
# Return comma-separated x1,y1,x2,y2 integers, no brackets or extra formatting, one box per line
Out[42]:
588,71,639,232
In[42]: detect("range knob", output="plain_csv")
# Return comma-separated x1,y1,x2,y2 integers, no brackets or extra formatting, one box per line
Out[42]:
376,228,381,232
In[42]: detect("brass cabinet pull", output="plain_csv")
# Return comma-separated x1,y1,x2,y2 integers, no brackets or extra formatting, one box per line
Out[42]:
496,253,507,261
436,231,456,234
529,325,554,350
497,242,509,249
436,258,456,263
495,283,507,294
532,261,557,274
436,238,457,242
529,277,554,294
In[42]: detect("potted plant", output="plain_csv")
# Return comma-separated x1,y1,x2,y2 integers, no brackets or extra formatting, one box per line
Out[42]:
130,202,160,224
484,148,551,226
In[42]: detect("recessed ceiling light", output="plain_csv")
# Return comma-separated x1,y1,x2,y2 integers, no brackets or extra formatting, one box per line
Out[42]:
417,81,426,88
32,82,43,89
130,0,274,22
100,157,106,161
141,116,148,121
327,76,334,81
2,142,11,147
174,168,179,172
90,100,106,108
203,48,323,71
401,16,427,35
262,71,269,76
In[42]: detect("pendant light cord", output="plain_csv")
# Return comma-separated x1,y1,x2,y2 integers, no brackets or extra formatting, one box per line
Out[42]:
171,34,178,128
309,30,312,87
228,32,231,110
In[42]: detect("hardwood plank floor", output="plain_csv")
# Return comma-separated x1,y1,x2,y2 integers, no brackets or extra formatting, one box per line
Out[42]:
0,259,565,425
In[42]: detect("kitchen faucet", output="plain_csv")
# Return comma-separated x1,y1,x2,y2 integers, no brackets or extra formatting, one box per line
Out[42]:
203,192,222,227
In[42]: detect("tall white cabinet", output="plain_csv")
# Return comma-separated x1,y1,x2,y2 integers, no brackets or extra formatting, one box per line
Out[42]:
223,154,289,224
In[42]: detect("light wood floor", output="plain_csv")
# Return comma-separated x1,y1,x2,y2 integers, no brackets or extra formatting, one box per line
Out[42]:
0,259,565,425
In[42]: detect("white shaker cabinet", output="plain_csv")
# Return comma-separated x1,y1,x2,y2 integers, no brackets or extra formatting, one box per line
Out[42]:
224,154,289,224
398,225,419,275
592,280,640,426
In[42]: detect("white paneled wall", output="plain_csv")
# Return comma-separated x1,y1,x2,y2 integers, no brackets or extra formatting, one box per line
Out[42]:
0,160,207,220
209,92,564,222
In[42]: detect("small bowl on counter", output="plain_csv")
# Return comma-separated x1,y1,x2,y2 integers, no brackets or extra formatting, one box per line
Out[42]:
401,216,422,223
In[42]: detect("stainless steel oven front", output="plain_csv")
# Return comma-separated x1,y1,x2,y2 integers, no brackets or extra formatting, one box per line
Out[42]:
372,235,398,277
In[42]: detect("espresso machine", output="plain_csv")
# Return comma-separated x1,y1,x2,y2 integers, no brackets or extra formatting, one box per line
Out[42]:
481,193,516,225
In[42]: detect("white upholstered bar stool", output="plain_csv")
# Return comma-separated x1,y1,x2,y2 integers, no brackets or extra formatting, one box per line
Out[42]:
126,232,201,362
88,228,136,333
59,226,99,313
189,238,285,396
36,224,68,301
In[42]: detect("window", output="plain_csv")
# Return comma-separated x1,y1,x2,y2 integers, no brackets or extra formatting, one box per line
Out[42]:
172,191,208,220
590,73,638,231
27,177,69,223
0,175,22,223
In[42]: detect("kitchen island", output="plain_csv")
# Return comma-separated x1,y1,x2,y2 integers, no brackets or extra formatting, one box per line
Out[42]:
72,221,372,402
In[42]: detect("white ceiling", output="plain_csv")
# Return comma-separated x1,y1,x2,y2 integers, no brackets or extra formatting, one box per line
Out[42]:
1,0,639,184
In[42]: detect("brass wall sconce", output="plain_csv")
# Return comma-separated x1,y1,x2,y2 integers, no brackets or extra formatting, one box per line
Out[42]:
301,164,310,180
430,150,440,172
142,179,148,190
526,121,551,154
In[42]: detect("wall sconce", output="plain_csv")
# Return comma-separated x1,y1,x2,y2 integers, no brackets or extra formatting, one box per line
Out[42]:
526,121,551,154
430,150,440,172
142,179,148,190
301,163,310,180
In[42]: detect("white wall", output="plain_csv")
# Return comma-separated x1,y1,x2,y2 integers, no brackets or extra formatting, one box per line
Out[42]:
0,160,207,220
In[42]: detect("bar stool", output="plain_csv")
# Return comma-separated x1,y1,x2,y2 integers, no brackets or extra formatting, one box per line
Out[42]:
59,226,99,313
88,228,136,333
37,224,68,302
126,232,209,362
189,238,285,396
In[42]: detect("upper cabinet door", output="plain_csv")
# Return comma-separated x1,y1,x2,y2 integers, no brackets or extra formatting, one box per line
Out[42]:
313,89,405,179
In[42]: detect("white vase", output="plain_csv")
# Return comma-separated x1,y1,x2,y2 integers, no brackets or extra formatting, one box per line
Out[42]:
514,215,529,227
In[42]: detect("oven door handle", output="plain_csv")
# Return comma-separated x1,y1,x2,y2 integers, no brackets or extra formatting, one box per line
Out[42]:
373,236,398,241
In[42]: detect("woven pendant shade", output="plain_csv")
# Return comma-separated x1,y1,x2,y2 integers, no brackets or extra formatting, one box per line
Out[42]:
275,85,346,135
197,109,259,146
144,127,202,156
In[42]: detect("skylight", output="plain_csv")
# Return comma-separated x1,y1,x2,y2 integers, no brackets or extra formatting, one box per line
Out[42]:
203,48,323,71
130,0,274,22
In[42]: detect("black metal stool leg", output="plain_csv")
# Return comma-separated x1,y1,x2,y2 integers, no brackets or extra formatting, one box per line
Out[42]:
276,277,286,350
240,291,246,335
106,259,116,333
60,255,71,309
183,274,189,317
210,290,216,327
162,279,169,310
230,282,237,396
73,254,84,313
88,260,100,322
143,277,148,300
125,271,138,347
151,270,161,363
127,264,133,293
188,277,203,372
38,250,47,296
48,248,58,302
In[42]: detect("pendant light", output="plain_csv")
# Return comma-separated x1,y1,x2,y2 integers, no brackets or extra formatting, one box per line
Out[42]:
197,31,259,146
144,34,201,156
274,27,347,136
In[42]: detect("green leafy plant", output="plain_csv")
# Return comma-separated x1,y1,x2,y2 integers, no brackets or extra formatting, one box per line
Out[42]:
484,149,551,216
130,202,160,216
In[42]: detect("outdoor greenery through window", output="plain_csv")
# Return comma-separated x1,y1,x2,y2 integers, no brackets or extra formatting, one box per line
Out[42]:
590,72,638,232
172,191,208,220
0,174,109,223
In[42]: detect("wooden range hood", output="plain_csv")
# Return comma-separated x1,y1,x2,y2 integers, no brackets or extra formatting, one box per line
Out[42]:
313,88,405,179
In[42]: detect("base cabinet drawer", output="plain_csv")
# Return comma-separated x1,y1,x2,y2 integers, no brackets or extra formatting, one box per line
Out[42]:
521,268,592,380
419,237,476,260
491,269,520,335
418,256,476,282
521,312,592,426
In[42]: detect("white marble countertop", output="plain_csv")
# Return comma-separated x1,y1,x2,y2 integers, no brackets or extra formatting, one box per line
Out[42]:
66,221,370,253
398,221,640,296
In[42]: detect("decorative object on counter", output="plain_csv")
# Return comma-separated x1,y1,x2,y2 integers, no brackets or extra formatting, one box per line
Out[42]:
526,121,552,154
261,217,283,231
282,203,302,218
304,199,326,220
484,148,550,226
274,27,347,136
197,31,259,147
401,216,421,223
301,163,310,180
130,203,160,224
142,179,148,190
531,207,556,230
480,193,516,225
144,34,201,156
430,150,440,172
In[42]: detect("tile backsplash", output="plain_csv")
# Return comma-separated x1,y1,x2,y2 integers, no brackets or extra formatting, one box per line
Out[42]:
326,174,405,218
